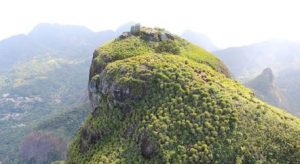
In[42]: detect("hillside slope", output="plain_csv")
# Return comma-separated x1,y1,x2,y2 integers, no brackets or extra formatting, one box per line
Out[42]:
67,26,300,163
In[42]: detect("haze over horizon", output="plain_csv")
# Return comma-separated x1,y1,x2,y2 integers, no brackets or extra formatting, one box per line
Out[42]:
1,0,300,163
1,0,300,48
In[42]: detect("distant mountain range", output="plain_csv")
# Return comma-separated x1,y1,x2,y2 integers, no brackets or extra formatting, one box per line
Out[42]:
214,40,300,81
214,40,300,116
0,23,130,163
0,23,117,71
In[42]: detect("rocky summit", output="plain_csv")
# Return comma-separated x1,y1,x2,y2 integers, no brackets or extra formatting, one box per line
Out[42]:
67,25,300,163
246,68,289,110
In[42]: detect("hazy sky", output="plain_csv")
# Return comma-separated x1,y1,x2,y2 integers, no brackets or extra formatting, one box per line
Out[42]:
1,0,300,48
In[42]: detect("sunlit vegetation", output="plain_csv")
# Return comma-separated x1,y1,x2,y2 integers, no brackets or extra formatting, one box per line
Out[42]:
67,27,300,163
91,28,230,80
0,56,91,163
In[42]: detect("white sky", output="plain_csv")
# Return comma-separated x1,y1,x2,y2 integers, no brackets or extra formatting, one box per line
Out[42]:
1,0,300,48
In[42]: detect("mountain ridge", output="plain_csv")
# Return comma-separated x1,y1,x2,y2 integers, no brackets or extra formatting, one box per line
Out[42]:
67,25,300,163
214,39,300,80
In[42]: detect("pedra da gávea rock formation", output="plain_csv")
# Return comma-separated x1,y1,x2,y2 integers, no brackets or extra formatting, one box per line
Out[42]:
88,24,231,110
67,25,300,163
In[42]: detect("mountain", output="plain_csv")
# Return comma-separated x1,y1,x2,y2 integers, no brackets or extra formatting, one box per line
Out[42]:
0,34,48,71
67,25,300,163
214,40,300,81
277,68,300,116
0,23,124,163
214,40,300,117
181,30,218,51
245,68,289,110
0,23,117,72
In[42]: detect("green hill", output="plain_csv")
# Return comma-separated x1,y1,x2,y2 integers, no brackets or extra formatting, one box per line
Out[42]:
67,25,300,163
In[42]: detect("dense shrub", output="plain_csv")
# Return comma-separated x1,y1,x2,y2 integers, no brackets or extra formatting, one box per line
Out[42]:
155,40,180,54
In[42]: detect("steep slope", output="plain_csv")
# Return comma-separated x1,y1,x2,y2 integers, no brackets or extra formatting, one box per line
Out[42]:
246,68,289,110
67,26,300,163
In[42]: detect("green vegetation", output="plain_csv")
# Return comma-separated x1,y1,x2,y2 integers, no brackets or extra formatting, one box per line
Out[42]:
155,40,180,54
67,27,300,163
0,23,118,163
0,56,91,163
91,27,230,80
